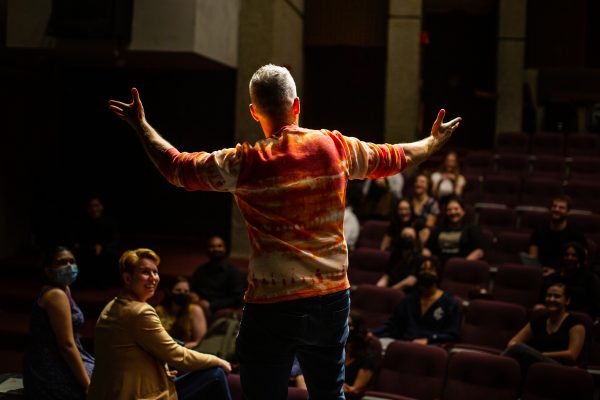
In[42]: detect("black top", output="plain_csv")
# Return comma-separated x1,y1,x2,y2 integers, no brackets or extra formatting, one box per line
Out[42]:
345,353,376,387
529,224,587,268
379,291,462,343
190,259,244,313
529,313,583,354
385,253,421,288
426,224,487,265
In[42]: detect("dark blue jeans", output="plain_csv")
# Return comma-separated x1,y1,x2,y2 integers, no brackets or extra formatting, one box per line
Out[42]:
175,366,232,400
236,289,350,400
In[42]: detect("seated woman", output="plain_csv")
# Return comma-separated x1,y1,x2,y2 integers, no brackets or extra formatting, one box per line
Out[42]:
504,282,586,372
409,174,440,245
157,276,208,348
23,246,95,400
88,248,232,400
377,226,421,291
344,311,380,399
430,151,466,203
424,195,486,266
537,241,600,317
380,198,417,251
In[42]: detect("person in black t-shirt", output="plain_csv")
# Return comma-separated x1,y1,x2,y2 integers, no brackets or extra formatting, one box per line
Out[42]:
343,310,380,399
528,195,587,270
190,235,244,315
424,195,486,266
504,282,586,372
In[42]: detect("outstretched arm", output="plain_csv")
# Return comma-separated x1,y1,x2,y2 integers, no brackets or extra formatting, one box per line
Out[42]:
108,88,175,172
402,109,461,169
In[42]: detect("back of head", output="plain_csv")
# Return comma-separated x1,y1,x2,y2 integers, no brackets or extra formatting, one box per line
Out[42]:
249,64,297,119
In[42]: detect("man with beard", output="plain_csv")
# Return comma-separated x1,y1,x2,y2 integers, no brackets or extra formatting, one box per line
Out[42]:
376,256,462,345
190,235,244,314
528,195,587,270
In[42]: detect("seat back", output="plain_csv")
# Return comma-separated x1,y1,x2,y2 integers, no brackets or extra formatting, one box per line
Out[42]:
351,285,405,329
493,264,543,308
357,220,390,249
440,259,491,300
371,340,447,400
522,362,593,400
443,351,520,400
460,300,528,350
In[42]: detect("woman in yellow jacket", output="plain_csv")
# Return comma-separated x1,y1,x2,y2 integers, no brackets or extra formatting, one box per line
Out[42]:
88,248,232,400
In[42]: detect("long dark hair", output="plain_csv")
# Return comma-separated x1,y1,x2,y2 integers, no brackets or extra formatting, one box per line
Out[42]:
347,310,370,359
160,276,193,341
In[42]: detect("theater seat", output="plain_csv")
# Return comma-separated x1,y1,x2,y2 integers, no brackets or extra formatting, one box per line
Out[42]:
521,363,593,400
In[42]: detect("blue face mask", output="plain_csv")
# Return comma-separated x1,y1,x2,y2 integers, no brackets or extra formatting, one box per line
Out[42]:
52,264,79,286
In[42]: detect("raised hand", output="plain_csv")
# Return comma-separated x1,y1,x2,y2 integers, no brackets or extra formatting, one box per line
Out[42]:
430,109,461,145
108,88,146,131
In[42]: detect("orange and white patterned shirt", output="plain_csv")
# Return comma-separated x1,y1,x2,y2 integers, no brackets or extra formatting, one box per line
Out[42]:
157,126,406,303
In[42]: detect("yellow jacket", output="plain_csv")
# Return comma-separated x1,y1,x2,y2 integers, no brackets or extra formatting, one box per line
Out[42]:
88,294,221,400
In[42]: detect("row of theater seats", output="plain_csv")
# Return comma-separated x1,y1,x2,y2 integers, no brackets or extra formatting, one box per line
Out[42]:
225,342,595,400
365,341,594,400
462,174,600,212
356,215,600,266
495,131,600,157
464,152,600,180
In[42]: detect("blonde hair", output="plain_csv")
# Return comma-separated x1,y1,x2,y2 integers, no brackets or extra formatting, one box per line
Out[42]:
119,248,160,275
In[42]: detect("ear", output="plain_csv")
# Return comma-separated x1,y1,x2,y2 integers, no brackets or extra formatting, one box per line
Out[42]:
292,97,300,116
249,104,260,122
123,272,132,286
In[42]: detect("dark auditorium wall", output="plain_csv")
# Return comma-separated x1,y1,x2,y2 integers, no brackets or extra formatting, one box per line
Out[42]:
0,52,235,256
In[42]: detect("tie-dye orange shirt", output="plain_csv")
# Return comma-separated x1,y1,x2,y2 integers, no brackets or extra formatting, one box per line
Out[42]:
157,126,406,303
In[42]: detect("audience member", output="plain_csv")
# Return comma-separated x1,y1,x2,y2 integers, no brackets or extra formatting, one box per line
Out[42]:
409,174,440,244
376,256,462,345
156,276,208,348
343,311,380,399
504,283,586,372
290,311,380,399
424,196,486,265
190,235,244,315
538,242,600,317
357,176,401,220
73,197,119,287
528,195,587,270
88,248,232,400
430,151,466,204
344,203,360,251
23,246,94,400
377,226,422,291
380,198,417,251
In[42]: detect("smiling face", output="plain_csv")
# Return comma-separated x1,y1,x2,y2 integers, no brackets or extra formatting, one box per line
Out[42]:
445,199,465,226
397,200,412,222
443,152,458,172
124,257,160,302
550,199,569,223
545,284,569,313
413,175,429,195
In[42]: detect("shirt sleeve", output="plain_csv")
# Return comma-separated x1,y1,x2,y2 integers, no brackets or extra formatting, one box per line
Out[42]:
338,134,407,180
154,146,243,192
133,304,221,371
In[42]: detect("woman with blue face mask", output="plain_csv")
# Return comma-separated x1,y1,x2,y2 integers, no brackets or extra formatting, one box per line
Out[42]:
23,246,95,400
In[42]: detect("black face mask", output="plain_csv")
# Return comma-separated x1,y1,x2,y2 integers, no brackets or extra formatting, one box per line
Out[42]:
417,272,437,288
172,293,191,307
399,236,416,250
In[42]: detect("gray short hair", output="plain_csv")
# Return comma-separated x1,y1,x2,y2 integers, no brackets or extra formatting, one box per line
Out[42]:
249,64,297,118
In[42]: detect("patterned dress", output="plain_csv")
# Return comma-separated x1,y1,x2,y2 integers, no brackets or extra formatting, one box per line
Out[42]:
23,286,95,400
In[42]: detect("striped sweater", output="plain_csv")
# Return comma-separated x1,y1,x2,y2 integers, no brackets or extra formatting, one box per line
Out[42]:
157,125,406,303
